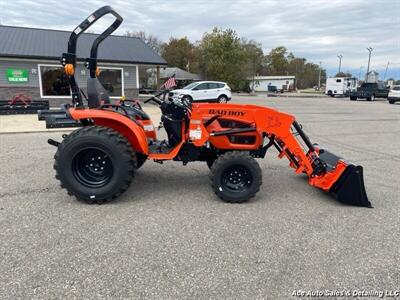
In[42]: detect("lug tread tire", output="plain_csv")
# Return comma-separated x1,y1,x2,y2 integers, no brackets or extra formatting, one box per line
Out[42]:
54,126,136,204
210,151,262,203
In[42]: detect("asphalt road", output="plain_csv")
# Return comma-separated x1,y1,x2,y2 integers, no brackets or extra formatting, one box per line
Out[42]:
1,96,399,299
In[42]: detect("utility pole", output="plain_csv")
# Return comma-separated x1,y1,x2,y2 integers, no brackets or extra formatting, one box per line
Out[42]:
383,61,389,80
366,47,373,80
358,66,364,80
318,61,322,90
337,54,343,73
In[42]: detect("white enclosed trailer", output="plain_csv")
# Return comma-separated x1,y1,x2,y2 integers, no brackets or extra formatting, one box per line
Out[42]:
325,77,358,97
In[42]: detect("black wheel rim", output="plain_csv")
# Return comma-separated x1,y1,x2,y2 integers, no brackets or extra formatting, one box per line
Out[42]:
72,147,114,188
221,165,253,193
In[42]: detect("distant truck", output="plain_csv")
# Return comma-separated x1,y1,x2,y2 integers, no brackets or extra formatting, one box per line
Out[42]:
349,82,389,101
325,77,358,97
268,85,283,93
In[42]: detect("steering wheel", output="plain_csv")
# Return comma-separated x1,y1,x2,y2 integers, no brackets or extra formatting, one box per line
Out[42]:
144,89,170,105
172,98,192,112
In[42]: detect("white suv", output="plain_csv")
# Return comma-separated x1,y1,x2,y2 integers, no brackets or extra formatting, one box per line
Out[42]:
388,85,400,104
169,81,231,103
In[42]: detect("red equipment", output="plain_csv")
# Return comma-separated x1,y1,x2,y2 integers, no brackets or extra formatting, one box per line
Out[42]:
0,94,49,115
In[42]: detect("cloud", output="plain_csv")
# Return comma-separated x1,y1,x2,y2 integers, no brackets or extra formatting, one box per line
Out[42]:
1,0,399,77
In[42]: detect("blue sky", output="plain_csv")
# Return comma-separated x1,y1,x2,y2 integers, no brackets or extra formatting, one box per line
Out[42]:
1,0,399,78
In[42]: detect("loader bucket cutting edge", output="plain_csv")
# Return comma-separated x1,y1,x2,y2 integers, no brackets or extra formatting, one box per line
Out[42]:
328,164,372,208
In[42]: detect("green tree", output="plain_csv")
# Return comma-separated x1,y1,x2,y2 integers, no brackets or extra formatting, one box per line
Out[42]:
263,46,289,75
241,39,264,81
161,37,195,71
198,28,247,90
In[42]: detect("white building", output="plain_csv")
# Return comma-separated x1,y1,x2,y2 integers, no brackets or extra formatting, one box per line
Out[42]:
366,71,379,83
252,76,295,92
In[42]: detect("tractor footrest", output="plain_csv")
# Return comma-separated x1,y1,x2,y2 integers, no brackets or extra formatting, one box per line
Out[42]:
148,140,173,154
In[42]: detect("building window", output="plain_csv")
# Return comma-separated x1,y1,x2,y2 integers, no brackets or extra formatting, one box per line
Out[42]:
39,65,71,97
38,65,124,98
98,67,124,97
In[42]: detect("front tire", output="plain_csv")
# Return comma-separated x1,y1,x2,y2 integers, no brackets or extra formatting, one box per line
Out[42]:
181,95,193,103
350,96,357,101
210,152,262,203
54,126,136,204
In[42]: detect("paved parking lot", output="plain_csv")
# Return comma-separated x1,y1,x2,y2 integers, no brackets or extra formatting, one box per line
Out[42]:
1,96,399,299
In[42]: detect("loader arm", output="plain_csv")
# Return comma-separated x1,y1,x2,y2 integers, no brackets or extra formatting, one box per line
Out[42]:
255,109,371,207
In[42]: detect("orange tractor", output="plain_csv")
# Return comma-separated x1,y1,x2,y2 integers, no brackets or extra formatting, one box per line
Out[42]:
40,6,371,207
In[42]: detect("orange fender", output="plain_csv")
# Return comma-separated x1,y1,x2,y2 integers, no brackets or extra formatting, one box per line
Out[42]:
69,108,149,154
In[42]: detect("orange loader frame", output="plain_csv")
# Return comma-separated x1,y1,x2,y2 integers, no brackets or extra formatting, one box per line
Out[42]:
68,102,369,203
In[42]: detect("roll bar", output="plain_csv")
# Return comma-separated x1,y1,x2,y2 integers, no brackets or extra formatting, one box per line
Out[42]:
61,6,123,107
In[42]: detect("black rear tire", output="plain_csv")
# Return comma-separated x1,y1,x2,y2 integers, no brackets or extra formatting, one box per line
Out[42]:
350,96,357,101
210,152,262,203
54,126,136,204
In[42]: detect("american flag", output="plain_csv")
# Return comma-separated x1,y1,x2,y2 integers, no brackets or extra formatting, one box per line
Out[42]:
161,74,177,90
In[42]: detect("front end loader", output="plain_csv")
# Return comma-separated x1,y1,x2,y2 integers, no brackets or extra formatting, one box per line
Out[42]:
39,6,371,207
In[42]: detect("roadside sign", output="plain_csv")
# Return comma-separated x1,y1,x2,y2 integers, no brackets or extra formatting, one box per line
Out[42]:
6,69,29,83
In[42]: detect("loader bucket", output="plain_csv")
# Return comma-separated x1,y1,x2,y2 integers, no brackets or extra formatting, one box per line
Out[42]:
329,164,372,208
283,122,371,207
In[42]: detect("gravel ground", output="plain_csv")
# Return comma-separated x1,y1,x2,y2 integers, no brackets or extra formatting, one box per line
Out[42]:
0,96,399,299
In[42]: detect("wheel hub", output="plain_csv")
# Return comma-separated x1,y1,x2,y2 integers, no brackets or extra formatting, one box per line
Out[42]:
222,166,252,192
72,148,113,188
